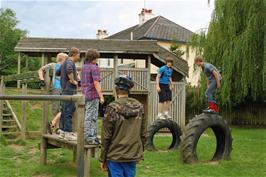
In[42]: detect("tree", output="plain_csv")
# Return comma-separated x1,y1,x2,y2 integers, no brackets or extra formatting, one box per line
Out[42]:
191,0,266,107
0,8,26,75
169,39,185,58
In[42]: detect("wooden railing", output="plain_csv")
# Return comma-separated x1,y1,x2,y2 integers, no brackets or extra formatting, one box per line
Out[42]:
0,94,87,177
100,68,149,93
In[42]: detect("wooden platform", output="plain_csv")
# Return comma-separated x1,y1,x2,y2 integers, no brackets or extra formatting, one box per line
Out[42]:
42,134,100,177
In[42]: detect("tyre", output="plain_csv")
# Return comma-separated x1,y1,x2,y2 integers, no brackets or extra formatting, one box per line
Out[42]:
180,113,233,164
146,119,182,151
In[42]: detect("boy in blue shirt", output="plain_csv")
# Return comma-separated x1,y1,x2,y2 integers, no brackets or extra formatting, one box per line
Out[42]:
194,56,221,113
156,57,174,119
38,53,68,134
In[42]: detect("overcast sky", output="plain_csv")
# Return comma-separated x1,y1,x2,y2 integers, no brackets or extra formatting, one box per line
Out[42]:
1,0,214,39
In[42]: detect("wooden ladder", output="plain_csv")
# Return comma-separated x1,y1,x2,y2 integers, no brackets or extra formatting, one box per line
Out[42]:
1,101,21,143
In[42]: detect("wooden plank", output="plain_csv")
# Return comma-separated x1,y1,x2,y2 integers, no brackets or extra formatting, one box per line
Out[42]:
76,95,85,177
43,134,99,149
21,83,27,140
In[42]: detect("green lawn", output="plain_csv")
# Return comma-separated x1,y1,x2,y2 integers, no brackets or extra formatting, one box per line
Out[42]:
1,88,266,177
0,128,266,177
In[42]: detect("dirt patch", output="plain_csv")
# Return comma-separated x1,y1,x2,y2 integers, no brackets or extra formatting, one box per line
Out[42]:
31,104,41,110
9,144,23,152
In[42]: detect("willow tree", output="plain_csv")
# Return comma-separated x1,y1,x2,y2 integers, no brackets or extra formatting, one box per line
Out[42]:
199,0,266,106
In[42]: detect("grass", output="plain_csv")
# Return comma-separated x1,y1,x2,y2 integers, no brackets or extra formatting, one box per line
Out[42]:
0,128,266,177
1,88,266,176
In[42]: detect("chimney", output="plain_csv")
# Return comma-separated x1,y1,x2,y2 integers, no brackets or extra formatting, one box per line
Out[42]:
138,8,155,26
96,29,108,39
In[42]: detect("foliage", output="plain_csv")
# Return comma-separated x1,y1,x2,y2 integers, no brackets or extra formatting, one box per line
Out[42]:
169,39,185,58
0,8,27,75
188,29,207,55
190,0,266,106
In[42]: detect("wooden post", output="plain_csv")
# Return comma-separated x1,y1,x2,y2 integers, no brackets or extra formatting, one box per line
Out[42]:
147,55,151,125
76,95,85,177
0,76,4,135
41,53,48,66
40,70,50,165
21,82,27,140
113,55,119,100
40,99,49,165
25,58,29,72
17,52,21,88
84,149,91,177
181,82,186,128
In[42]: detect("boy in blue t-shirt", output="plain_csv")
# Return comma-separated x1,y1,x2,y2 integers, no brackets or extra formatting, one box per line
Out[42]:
38,53,68,133
194,55,221,113
156,57,174,119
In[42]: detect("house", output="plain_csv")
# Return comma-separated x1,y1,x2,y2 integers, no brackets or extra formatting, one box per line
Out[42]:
99,8,200,85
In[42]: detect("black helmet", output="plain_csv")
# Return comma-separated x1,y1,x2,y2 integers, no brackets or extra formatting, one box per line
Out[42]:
115,75,134,91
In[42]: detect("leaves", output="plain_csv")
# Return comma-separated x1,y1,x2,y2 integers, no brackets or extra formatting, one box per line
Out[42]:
190,0,266,107
0,8,27,75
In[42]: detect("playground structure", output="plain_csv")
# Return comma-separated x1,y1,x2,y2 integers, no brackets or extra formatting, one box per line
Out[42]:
0,38,188,177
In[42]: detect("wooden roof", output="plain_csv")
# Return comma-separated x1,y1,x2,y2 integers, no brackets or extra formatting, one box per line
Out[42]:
15,37,188,76
107,16,194,43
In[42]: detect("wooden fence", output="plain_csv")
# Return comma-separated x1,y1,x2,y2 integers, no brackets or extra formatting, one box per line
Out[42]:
149,82,186,128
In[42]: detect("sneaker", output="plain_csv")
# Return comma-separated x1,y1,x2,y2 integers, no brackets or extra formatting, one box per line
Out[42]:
164,113,172,119
157,114,166,119
58,129,65,139
64,132,77,141
203,108,215,113
86,138,101,145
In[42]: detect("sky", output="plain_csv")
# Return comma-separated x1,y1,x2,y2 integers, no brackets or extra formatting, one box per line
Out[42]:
1,0,214,39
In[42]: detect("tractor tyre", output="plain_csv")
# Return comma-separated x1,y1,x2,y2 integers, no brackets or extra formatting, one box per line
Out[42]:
146,118,182,151
180,113,233,164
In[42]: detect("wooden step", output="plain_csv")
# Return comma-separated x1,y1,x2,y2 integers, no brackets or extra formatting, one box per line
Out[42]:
1,131,20,136
3,113,12,117
2,125,17,129
2,119,16,123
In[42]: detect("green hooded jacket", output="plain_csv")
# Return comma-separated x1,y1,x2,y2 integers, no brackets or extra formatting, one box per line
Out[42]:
100,97,146,163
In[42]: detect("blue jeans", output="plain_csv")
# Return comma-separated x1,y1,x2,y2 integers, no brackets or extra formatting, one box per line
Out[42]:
60,90,76,132
84,99,99,143
205,81,217,104
107,161,136,177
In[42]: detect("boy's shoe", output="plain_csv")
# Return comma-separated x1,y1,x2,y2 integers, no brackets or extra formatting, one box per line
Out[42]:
164,113,172,119
203,108,217,114
86,138,101,145
157,114,166,119
58,129,65,139
64,132,77,141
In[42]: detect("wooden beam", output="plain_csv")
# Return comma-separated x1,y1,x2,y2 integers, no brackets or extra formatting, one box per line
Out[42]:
147,55,151,125
21,83,27,140
41,53,48,66
84,149,92,177
0,76,4,135
113,54,118,100
181,82,186,128
17,52,21,88
76,95,85,177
